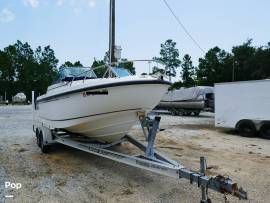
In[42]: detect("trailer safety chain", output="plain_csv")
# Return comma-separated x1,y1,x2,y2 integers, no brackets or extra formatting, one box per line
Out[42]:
223,193,229,203
219,175,230,202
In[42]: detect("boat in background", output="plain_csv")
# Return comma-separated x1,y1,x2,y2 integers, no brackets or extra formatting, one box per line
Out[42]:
156,86,214,116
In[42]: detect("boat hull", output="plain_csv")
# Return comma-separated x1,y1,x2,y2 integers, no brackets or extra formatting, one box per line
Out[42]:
36,80,169,142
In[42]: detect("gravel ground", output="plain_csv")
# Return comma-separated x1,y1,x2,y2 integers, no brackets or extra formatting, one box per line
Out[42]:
0,105,269,203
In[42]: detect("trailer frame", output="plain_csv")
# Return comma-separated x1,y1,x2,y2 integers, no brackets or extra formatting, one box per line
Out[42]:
32,91,247,202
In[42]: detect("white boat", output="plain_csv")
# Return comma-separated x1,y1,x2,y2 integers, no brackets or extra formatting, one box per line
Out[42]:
35,67,170,142
34,0,171,142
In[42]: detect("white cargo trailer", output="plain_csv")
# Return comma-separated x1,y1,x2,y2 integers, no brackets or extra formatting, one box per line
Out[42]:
215,80,270,139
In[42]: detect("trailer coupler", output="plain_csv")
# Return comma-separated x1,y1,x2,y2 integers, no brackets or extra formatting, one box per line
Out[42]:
178,157,248,202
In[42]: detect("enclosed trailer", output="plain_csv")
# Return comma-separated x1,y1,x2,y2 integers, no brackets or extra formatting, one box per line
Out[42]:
215,80,270,139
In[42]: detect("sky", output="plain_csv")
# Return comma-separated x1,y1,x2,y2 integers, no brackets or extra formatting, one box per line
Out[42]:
0,0,269,75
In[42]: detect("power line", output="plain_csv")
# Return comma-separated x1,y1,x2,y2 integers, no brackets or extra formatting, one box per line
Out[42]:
162,0,205,54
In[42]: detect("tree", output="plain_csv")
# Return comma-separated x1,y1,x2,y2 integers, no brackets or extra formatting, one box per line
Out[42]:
232,39,256,81
253,43,270,79
91,59,106,78
6,41,37,100
152,66,165,75
0,41,58,100
196,46,231,85
119,59,136,75
34,45,59,96
196,40,270,85
181,54,195,87
154,39,181,81
60,61,83,68
170,81,183,90
0,48,17,100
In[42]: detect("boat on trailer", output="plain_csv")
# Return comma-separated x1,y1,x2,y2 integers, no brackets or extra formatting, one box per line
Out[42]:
32,106,247,202
35,67,170,142
32,0,248,201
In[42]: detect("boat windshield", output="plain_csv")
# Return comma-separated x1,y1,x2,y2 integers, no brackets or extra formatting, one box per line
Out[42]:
53,67,132,84
111,67,132,77
58,67,97,82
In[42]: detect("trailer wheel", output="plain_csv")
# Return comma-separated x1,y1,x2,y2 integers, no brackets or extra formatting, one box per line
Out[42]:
178,109,184,116
170,109,179,116
193,111,200,116
236,120,256,137
39,131,50,153
260,122,270,140
171,110,177,116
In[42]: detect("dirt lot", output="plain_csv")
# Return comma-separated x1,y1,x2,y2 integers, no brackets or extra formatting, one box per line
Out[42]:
0,105,269,203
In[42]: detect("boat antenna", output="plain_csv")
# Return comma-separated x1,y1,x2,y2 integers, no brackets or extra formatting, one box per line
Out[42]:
109,0,116,69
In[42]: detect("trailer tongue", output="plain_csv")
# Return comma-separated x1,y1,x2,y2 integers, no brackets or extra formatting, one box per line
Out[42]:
54,133,248,202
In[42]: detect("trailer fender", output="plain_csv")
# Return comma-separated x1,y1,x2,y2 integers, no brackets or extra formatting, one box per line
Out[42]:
39,126,56,145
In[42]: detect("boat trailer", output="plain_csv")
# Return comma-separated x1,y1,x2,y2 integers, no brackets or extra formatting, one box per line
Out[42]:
34,115,247,202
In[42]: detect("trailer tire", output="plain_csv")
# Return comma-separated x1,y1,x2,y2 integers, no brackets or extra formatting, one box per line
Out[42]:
171,110,177,116
236,120,256,137
178,109,184,116
36,129,41,147
193,111,200,116
260,122,270,140
39,131,50,153
170,109,179,116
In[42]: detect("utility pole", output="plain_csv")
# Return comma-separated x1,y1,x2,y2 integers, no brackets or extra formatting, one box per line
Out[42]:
148,61,151,75
109,0,116,65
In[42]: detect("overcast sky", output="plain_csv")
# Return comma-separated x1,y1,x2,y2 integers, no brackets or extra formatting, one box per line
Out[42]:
0,0,269,75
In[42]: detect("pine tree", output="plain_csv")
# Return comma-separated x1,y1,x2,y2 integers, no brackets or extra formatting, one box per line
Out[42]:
181,54,195,87
154,39,181,81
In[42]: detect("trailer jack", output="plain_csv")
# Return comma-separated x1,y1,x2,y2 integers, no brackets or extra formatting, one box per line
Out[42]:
197,157,247,202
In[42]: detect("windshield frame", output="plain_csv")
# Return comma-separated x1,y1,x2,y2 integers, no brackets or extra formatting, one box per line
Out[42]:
111,67,132,78
57,67,97,82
